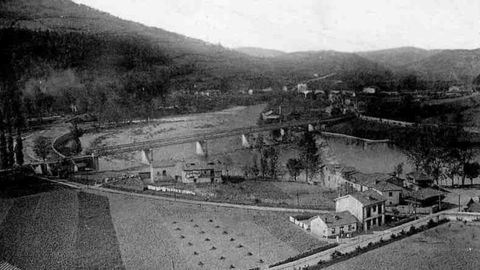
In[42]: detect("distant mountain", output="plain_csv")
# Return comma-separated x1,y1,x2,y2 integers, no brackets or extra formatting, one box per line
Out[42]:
235,47,286,58
358,47,441,68
403,49,480,83
0,0,396,92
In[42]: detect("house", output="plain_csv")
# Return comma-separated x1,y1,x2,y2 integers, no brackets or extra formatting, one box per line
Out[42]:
310,211,359,238
466,197,480,212
405,171,434,189
335,190,386,230
362,87,376,94
261,110,281,121
182,160,223,184
290,211,359,238
370,181,402,206
404,187,446,208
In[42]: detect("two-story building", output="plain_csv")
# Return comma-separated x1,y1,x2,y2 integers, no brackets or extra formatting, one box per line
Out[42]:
335,190,386,231
182,160,224,184
370,181,402,206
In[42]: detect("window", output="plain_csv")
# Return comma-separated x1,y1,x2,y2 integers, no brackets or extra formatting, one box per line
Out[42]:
372,205,376,212
331,228,335,234
366,208,371,218
378,206,382,214
389,192,393,197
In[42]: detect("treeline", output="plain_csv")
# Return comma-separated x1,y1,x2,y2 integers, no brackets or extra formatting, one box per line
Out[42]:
329,119,480,186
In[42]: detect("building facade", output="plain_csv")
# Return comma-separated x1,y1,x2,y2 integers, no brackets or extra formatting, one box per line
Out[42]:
335,190,386,231
181,160,223,184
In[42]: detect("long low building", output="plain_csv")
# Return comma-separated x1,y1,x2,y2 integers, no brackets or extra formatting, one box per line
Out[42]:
290,211,359,238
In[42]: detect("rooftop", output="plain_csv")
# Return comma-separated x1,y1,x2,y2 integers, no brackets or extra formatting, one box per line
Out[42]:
317,211,359,228
406,187,446,201
347,172,393,187
183,160,223,171
336,190,386,206
371,181,403,192
406,171,432,182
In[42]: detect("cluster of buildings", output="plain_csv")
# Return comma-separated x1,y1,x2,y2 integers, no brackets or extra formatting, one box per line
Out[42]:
291,165,446,239
145,159,224,185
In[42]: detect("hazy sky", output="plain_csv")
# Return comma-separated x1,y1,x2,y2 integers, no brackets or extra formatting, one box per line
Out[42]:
72,0,480,52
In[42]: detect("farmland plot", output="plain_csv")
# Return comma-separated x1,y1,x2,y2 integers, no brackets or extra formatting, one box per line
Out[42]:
324,222,480,270
105,191,328,270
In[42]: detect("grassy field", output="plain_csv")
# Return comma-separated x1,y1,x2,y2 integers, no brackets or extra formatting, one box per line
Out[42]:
323,222,480,270
0,177,124,269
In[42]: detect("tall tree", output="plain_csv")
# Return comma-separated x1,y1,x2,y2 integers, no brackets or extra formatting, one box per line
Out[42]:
464,162,480,186
33,136,52,162
298,132,322,182
286,158,302,182
15,131,24,166
266,146,279,180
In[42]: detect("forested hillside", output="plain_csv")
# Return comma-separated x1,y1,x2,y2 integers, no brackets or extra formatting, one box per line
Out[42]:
1,0,479,126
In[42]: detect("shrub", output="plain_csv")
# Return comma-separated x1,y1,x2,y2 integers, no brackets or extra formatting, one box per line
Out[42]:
211,246,216,250
194,251,199,255
205,238,210,241
331,250,343,259
198,261,203,266
220,256,225,260
230,238,235,241
237,244,243,248
247,252,253,256
427,219,436,228
223,231,228,235
188,242,193,246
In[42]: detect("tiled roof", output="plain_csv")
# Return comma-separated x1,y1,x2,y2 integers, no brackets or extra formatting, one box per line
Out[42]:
347,172,393,187
183,160,223,171
467,202,480,212
406,171,432,181
317,211,359,228
371,181,402,192
348,190,386,205
406,187,445,201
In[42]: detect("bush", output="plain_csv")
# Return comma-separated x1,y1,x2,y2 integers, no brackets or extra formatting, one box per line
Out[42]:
331,250,343,259
427,219,436,228
269,243,338,267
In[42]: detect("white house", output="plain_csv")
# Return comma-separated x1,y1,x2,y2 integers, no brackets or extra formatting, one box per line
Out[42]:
335,190,386,231
362,87,376,94
310,211,358,238
290,211,358,238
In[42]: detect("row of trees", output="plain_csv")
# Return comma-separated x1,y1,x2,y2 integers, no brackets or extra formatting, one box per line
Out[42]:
242,132,323,182
398,126,480,186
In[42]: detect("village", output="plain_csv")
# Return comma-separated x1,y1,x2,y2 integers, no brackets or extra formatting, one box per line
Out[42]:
3,1,480,270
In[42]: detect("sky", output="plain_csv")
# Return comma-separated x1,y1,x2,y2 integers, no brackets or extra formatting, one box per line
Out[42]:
72,0,480,52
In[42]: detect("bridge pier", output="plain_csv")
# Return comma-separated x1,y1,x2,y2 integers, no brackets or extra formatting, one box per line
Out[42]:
196,140,207,156
241,134,250,148
141,149,154,184
91,153,99,171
